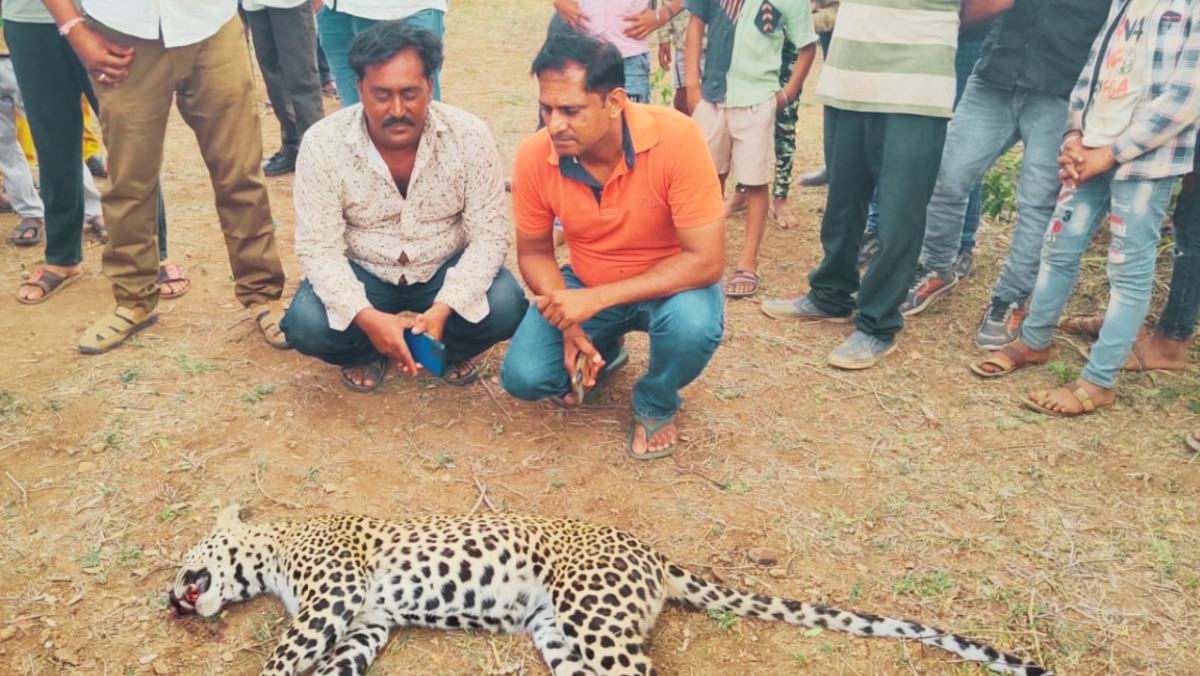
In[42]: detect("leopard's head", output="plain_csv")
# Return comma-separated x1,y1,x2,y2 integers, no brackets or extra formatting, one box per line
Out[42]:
168,504,261,617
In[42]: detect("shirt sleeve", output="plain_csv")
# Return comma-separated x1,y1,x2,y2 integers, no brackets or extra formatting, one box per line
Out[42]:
292,131,373,333
511,135,558,236
433,117,514,324
683,0,710,23
665,118,725,229
783,0,819,49
1112,15,1200,164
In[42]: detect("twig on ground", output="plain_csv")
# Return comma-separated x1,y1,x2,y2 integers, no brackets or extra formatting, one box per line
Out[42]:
480,378,514,421
254,463,304,509
5,471,27,507
469,476,497,515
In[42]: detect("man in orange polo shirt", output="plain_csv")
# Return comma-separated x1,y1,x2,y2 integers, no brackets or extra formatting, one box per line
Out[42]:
500,29,726,460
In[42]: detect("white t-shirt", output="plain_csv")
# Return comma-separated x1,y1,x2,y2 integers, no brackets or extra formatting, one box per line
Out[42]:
1082,0,1158,148
241,0,310,11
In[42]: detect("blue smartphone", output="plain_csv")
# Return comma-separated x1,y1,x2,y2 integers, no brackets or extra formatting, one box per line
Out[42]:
403,329,446,377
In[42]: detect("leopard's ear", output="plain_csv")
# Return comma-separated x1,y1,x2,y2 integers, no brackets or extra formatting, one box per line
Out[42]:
215,504,245,530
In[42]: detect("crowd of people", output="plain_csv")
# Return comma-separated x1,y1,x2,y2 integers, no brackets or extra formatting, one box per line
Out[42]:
4,0,1200,455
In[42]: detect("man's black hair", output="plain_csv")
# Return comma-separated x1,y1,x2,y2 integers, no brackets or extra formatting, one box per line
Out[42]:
349,20,444,81
531,25,625,97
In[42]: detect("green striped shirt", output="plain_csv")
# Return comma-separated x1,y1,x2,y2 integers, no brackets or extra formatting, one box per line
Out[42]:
815,0,963,118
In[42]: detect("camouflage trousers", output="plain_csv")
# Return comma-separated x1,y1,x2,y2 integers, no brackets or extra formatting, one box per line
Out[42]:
774,37,800,200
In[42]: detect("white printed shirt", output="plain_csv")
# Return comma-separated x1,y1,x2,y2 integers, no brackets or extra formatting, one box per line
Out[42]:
292,102,511,332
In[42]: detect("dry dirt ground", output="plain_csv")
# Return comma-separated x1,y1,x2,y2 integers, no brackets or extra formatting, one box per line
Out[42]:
2,2,1199,674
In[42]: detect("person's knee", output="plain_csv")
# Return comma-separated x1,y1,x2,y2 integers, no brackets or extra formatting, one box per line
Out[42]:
280,293,335,357
499,348,555,401
487,270,530,340
654,289,724,354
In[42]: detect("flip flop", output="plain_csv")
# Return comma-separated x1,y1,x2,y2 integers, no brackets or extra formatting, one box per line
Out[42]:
157,263,191,299
628,412,678,460
969,343,1047,378
724,269,760,299
7,217,43,247
442,357,481,386
550,347,629,407
250,301,290,350
1020,383,1106,418
1058,315,1104,337
341,356,389,393
1185,430,1200,453
17,268,82,305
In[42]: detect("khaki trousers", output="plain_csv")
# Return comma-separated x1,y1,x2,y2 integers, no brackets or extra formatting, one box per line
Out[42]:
92,17,284,311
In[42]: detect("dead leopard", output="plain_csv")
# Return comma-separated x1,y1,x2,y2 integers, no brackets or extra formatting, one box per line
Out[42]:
168,507,1050,675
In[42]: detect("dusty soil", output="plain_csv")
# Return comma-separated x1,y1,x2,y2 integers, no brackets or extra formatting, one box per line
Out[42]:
1,2,1198,674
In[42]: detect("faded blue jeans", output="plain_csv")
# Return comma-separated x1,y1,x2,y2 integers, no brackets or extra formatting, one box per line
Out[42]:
921,78,1068,300
317,6,444,105
1021,172,1178,388
623,53,651,103
499,266,724,420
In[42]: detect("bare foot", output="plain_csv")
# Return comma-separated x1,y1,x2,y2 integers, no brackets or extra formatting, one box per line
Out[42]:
158,259,191,298
1026,378,1115,415
1125,329,1189,370
630,418,678,457
343,367,377,389
771,197,794,229
723,190,746,219
17,263,83,302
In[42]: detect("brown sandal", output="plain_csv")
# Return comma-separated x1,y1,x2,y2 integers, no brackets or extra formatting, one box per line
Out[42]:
442,357,480,386
157,263,191,299
969,343,1047,378
1021,383,1107,417
17,268,81,305
724,269,760,299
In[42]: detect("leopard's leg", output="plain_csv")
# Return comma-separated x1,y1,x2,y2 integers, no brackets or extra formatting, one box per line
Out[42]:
260,579,366,675
310,609,392,676
560,612,657,676
525,600,596,676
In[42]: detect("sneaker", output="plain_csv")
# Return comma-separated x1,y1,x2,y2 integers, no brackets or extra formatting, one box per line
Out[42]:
976,299,1026,349
761,294,853,323
952,249,975,280
798,166,828,187
827,330,897,370
262,148,297,177
857,230,881,267
86,154,109,179
900,266,957,317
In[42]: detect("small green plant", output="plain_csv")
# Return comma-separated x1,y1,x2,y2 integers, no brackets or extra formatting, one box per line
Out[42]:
982,148,1022,222
175,353,217,374
706,608,741,630
78,547,102,569
116,545,143,568
158,504,191,523
0,391,26,424
719,478,752,494
241,384,277,404
893,570,955,598
429,453,455,470
120,368,141,383
1046,360,1079,385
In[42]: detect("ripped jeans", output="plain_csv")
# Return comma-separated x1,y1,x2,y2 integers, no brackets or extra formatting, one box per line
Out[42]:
1020,170,1178,388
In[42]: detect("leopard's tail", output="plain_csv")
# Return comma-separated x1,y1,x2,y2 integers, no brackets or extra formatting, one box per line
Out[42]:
664,563,1050,676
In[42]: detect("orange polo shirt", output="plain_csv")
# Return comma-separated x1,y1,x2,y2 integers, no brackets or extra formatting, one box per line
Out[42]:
511,101,723,288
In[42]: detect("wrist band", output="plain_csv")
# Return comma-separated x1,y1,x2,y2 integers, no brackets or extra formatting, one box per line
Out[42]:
58,16,87,36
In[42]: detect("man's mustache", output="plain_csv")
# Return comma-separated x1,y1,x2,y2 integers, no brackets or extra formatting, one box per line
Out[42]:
383,116,416,128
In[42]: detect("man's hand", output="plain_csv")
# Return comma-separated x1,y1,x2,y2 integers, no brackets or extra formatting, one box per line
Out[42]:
1074,146,1117,185
1058,135,1085,189
65,25,134,86
534,287,605,331
354,308,421,376
775,88,797,112
410,302,452,342
562,326,604,390
658,41,672,71
553,0,589,30
623,8,660,40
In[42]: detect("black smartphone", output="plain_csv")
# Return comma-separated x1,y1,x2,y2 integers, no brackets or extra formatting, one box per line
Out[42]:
403,329,446,377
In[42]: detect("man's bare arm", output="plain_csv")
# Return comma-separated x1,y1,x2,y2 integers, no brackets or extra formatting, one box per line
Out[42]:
779,42,817,108
961,0,1012,27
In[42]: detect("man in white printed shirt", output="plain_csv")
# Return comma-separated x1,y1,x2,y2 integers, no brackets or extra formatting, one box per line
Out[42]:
279,22,527,393
42,0,290,354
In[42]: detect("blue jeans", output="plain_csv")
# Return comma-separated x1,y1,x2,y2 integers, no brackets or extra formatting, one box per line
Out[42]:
280,256,528,367
499,266,724,420
1157,159,1200,340
866,31,985,248
623,53,651,103
1021,173,1177,388
921,78,1067,296
317,7,445,105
